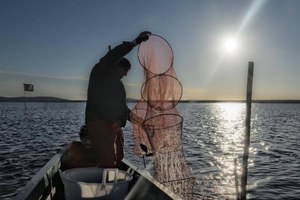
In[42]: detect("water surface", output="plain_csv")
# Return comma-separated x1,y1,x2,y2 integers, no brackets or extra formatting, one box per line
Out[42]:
0,102,299,199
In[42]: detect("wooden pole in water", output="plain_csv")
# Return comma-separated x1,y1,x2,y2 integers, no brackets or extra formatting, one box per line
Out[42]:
240,61,254,200
234,158,239,200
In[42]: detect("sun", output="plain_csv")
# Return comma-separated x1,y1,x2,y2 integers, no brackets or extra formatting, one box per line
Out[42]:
223,37,238,54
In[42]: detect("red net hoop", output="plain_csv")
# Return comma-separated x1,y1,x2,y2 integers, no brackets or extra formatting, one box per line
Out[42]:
143,114,183,153
143,113,183,131
141,74,183,111
138,34,174,75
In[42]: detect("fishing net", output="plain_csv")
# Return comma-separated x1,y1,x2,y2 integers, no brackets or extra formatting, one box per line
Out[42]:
131,34,195,199
138,34,173,74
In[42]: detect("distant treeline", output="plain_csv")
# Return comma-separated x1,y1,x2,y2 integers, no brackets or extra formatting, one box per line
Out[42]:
0,96,299,103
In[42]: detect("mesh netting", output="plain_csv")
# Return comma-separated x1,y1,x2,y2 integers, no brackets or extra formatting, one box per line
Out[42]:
141,74,182,111
138,34,173,74
154,151,195,199
131,34,195,199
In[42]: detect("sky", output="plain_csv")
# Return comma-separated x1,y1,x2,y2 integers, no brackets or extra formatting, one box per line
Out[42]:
1,0,300,100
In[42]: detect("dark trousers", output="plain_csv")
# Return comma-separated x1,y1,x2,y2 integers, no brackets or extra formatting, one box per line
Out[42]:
87,119,124,168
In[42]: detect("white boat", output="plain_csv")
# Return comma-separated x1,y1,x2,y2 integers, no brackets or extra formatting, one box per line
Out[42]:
15,151,182,200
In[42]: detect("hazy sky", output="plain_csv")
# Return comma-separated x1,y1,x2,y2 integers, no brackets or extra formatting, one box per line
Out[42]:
1,0,300,100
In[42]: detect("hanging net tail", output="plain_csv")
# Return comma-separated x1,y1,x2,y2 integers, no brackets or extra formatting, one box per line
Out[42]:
132,34,195,199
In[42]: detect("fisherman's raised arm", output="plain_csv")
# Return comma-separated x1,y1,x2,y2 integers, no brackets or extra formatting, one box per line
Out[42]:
100,31,151,68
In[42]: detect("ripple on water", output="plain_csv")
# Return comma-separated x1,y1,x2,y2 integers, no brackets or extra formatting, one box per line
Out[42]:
1,102,300,199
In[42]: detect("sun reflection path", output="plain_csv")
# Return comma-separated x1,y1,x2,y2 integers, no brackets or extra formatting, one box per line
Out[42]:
182,103,262,199
212,103,247,198
214,103,245,166
218,103,244,122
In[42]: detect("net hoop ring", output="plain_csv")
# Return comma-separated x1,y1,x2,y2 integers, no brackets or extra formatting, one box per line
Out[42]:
140,74,183,111
137,34,174,75
142,113,183,130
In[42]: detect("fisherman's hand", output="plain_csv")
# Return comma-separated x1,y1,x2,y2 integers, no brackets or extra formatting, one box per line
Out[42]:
134,31,151,45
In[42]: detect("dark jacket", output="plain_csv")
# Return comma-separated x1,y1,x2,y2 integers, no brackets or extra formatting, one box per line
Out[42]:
85,42,134,126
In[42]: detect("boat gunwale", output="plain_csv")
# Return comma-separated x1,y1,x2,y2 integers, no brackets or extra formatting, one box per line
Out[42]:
14,153,62,200
15,153,182,200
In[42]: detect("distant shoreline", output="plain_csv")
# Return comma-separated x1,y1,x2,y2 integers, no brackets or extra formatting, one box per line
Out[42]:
179,100,300,103
0,96,75,103
1,96,300,103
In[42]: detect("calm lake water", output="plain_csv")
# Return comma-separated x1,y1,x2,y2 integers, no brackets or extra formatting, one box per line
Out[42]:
0,102,299,199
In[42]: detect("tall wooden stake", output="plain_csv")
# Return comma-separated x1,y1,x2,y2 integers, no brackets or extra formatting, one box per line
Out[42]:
240,62,254,200
234,158,239,200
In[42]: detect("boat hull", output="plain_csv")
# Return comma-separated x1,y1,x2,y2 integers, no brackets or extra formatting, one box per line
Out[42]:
15,153,181,200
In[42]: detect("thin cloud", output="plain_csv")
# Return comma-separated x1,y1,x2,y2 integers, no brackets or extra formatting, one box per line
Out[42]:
0,70,87,81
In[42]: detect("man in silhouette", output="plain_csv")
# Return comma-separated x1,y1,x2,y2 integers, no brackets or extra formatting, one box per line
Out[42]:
85,31,150,168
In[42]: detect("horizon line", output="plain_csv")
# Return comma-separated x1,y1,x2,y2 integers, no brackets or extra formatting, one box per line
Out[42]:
1,96,300,103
